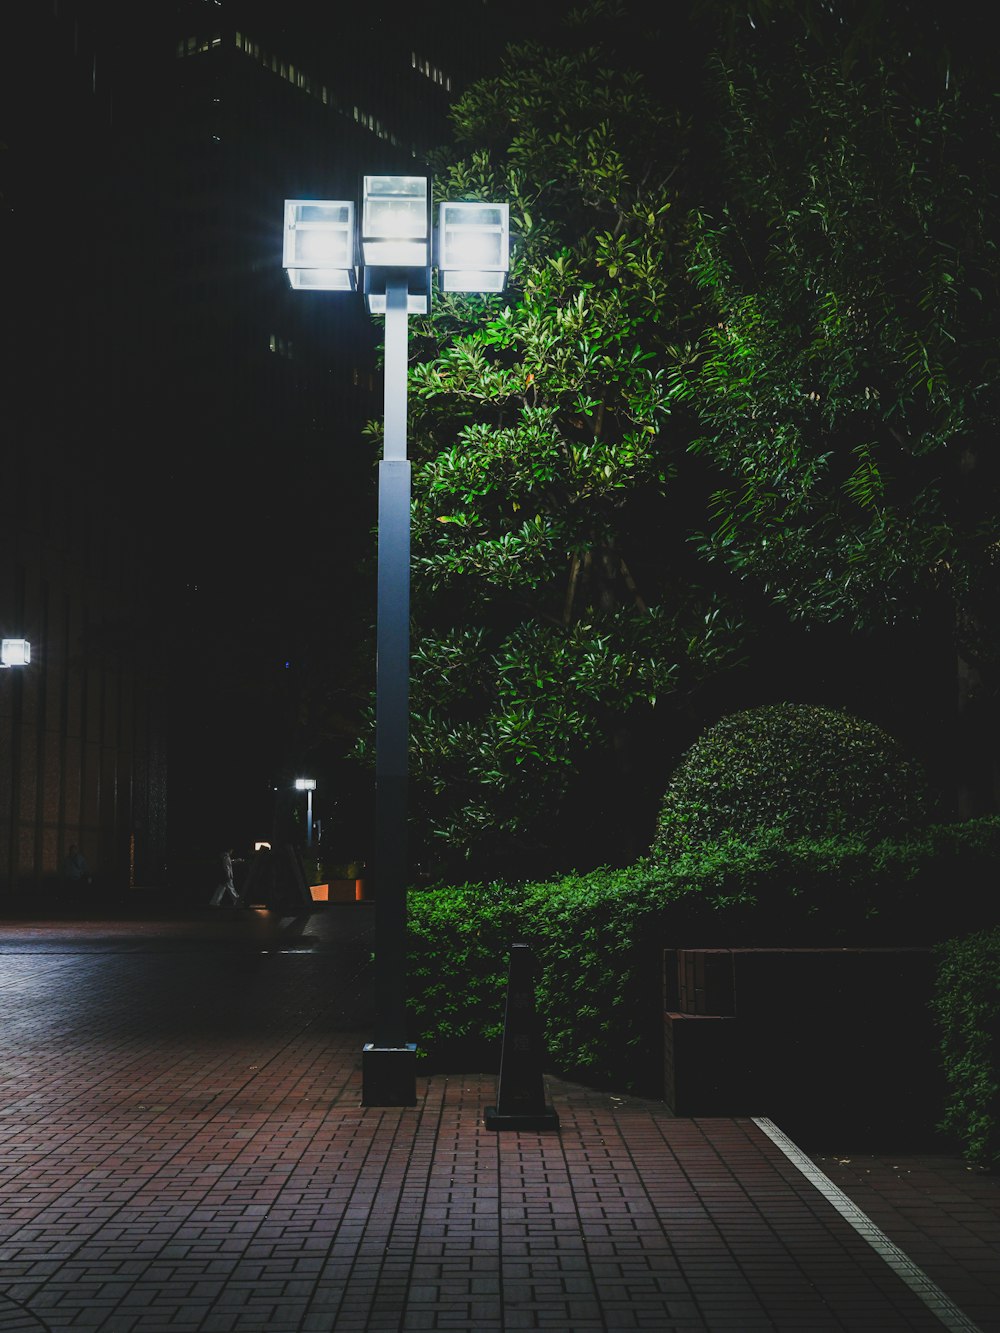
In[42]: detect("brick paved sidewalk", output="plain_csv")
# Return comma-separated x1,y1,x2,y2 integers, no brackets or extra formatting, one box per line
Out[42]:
807,1148,1000,1333
0,908,996,1332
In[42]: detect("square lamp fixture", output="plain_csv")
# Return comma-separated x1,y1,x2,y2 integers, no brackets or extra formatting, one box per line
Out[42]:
1,638,31,668
438,202,510,293
362,175,431,314
362,176,430,267
283,199,356,291
294,778,317,791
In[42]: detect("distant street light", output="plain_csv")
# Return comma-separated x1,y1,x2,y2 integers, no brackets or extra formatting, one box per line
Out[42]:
283,178,509,1106
1,639,31,669
294,777,317,847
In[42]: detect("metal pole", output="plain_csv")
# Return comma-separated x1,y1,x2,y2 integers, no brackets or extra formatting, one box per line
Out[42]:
306,789,313,847
363,273,417,1105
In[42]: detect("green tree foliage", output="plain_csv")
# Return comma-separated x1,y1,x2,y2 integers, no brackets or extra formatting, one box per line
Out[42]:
651,703,929,858
667,45,1000,644
932,927,1000,1171
406,817,1000,1090
691,0,989,95
363,34,745,876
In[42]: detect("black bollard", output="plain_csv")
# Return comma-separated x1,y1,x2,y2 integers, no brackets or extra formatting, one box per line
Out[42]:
485,943,560,1131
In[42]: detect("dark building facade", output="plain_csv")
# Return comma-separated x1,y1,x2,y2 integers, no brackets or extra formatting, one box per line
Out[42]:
2,1,170,894
3,0,506,892
150,3,471,866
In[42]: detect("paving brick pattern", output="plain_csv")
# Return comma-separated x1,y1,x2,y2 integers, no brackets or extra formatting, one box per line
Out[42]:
809,1150,1000,1333
0,908,995,1332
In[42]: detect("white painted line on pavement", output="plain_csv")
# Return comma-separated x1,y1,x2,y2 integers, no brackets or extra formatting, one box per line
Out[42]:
753,1116,984,1333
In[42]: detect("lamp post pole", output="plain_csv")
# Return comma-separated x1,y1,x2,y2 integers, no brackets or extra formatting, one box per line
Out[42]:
1,640,31,895
281,184,508,1106
294,778,317,848
372,274,411,1057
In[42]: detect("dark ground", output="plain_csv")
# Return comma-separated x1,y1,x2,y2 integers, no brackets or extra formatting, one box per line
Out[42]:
0,903,996,1332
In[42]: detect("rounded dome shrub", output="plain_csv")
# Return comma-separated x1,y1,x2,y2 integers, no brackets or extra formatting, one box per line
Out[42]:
651,703,928,859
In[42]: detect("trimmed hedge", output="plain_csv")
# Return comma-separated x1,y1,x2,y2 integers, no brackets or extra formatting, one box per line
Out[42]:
652,703,929,858
932,928,1000,1171
406,816,1000,1094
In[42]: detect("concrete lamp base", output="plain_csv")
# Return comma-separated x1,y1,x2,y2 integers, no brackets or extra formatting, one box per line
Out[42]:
361,1043,417,1106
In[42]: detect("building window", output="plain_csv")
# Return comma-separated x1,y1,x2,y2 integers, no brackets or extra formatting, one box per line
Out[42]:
411,50,452,91
177,33,221,57
234,32,347,116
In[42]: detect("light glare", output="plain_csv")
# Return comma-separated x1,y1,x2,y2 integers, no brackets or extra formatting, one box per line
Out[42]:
283,199,356,290
0,638,30,668
362,176,430,269
365,291,429,315
438,201,509,294
441,270,508,293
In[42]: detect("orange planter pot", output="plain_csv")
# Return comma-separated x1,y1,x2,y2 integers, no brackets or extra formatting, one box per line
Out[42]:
310,879,365,903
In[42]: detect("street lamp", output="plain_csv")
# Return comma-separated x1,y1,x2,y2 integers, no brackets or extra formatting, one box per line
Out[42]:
1,639,31,669
283,178,509,1106
294,777,317,847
